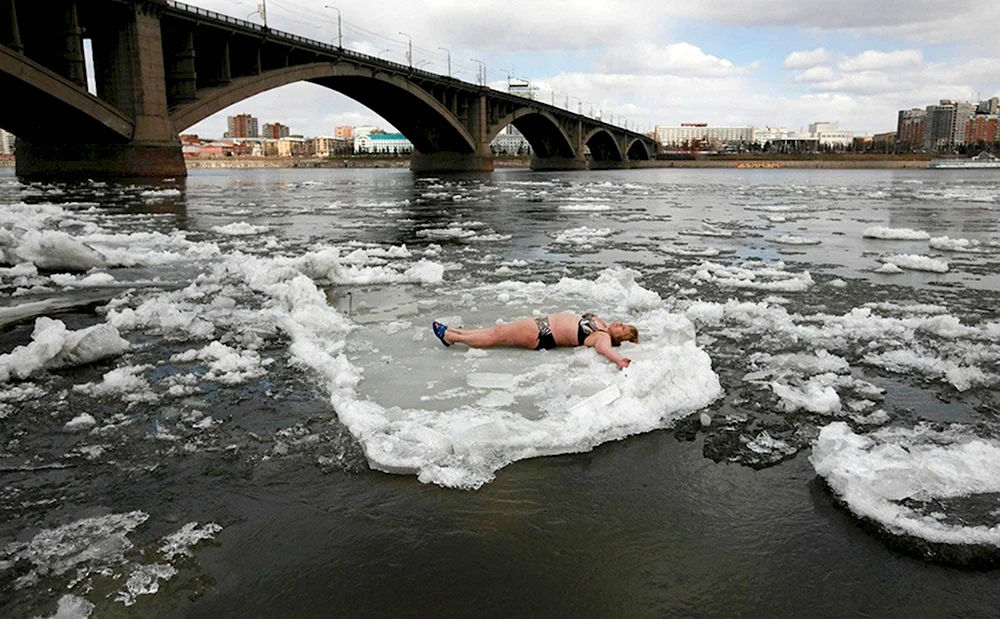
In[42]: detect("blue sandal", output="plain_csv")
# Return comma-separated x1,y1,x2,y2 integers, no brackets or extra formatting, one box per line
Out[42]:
432,321,450,347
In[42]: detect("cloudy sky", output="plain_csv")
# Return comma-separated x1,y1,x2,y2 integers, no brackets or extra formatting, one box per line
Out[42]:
182,0,1000,139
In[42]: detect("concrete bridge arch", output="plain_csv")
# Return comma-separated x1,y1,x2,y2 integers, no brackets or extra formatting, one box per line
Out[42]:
170,63,478,156
486,109,576,159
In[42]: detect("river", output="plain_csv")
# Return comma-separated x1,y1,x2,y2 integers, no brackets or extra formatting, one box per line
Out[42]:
1,167,998,617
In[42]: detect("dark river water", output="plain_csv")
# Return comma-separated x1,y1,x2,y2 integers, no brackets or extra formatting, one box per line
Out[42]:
1,167,998,617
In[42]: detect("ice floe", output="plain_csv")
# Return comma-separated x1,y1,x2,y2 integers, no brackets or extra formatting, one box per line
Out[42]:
882,254,949,273
863,226,930,241
772,234,821,245
551,226,614,246
812,422,1000,556
929,236,985,253
211,222,270,236
687,260,814,292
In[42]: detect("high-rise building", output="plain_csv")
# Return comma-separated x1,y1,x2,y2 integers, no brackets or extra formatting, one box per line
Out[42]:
922,100,976,151
965,115,999,145
924,103,957,152
0,128,14,155
977,97,1000,115
262,123,290,139
896,109,926,148
334,126,354,140
226,114,259,138
951,101,976,146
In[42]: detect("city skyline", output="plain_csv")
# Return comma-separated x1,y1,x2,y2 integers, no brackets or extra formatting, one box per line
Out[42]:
183,0,1000,139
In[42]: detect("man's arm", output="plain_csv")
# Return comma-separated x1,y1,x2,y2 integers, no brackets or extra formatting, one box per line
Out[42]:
586,333,631,370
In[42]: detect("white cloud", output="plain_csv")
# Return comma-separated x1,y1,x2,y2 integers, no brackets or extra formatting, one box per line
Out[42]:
794,66,838,83
838,50,923,72
782,48,831,70
671,0,986,38
597,42,744,77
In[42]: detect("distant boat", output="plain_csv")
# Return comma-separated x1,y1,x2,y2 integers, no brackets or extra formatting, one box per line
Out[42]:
930,151,1000,169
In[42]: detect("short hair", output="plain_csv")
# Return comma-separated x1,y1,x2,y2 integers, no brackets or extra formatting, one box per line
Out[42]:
610,325,639,347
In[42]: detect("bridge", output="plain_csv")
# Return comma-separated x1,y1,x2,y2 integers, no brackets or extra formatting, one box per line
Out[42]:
0,0,659,178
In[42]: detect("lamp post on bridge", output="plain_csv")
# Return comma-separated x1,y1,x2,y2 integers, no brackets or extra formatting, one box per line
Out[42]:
399,31,412,68
438,47,451,78
257,0,267,27
324,5,342,49
377,48,391,60
470,59,485,86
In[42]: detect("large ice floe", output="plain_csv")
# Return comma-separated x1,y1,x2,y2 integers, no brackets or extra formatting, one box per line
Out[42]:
811,422,1000,565
227,258,722,488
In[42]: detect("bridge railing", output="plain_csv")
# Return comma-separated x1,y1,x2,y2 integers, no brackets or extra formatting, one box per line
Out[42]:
164,1,650,140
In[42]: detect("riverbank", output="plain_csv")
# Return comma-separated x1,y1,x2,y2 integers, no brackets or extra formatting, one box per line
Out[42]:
0,155,934,171
639,159,930,169
185,156,533,169
185,155,931,170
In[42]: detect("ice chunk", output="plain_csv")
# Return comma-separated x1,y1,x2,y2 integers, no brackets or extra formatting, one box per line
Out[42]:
552,226,614,245
568,384,621,417
771,378,842,414
874,262,904,274
158,522,222,560
212,222,269,236
44,594,95,619
116,563,178,606
11,229,106,272
65,413,96,431
0,511,148,590
689,260,814,292
929,236,983,253
699,413,712,427
773,234,821,245
863,226,930,240
0,318,128,383
466,373,515,389
883,254,949,273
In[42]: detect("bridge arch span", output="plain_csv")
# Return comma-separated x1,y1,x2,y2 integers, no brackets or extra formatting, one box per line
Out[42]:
169,62,477,154
487,109,576,159
626,138,651,161
583,127,624,162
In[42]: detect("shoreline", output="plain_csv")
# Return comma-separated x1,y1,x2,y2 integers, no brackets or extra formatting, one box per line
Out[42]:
0,157,935,171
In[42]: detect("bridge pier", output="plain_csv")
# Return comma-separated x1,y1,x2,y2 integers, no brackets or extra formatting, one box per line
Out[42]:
14,1,187,180
588,159,632,170
15,140,186,179
529,155,588,171
410,151,495,173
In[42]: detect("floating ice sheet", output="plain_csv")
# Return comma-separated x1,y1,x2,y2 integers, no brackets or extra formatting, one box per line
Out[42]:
863,226,930,241
811,422,1000,550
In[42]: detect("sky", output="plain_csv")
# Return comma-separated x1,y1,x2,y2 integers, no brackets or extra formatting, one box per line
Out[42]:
181,0,1000,139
